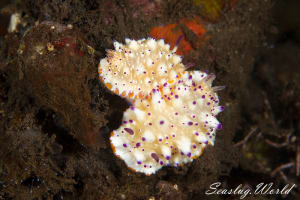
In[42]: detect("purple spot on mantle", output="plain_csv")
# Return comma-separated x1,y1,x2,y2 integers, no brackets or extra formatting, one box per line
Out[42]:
137,161,142,165
217,123,222,130
187,152,191,157
151,153,159,162
136,143,141,147
124,128,134,135
142,137,146,141
160,120,164,125
123,143,127,148
166,156,170,160
188,121,193,126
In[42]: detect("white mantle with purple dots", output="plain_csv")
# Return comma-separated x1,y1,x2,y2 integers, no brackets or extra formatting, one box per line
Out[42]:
99,38,225,175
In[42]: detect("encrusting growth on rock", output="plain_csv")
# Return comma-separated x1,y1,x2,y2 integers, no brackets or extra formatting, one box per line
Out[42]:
99,38,224,175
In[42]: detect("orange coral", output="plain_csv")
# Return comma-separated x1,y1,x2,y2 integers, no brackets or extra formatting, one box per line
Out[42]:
150,17,206,55
150,0,239,56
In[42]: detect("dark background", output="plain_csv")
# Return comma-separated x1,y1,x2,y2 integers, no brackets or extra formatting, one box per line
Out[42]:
0,0,299,199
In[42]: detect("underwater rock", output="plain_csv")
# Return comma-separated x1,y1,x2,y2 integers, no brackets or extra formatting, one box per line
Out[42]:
17,21,106,149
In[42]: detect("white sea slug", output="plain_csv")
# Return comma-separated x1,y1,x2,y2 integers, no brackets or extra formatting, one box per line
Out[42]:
110,70,224,175
98,38,185,99
99,38,224,175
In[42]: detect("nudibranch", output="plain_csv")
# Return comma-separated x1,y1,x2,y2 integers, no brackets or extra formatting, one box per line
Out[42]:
98,38,185,99
98,38,224,175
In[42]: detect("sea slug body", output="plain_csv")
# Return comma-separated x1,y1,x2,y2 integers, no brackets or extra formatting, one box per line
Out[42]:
98,38,185,99
99,38,224,175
